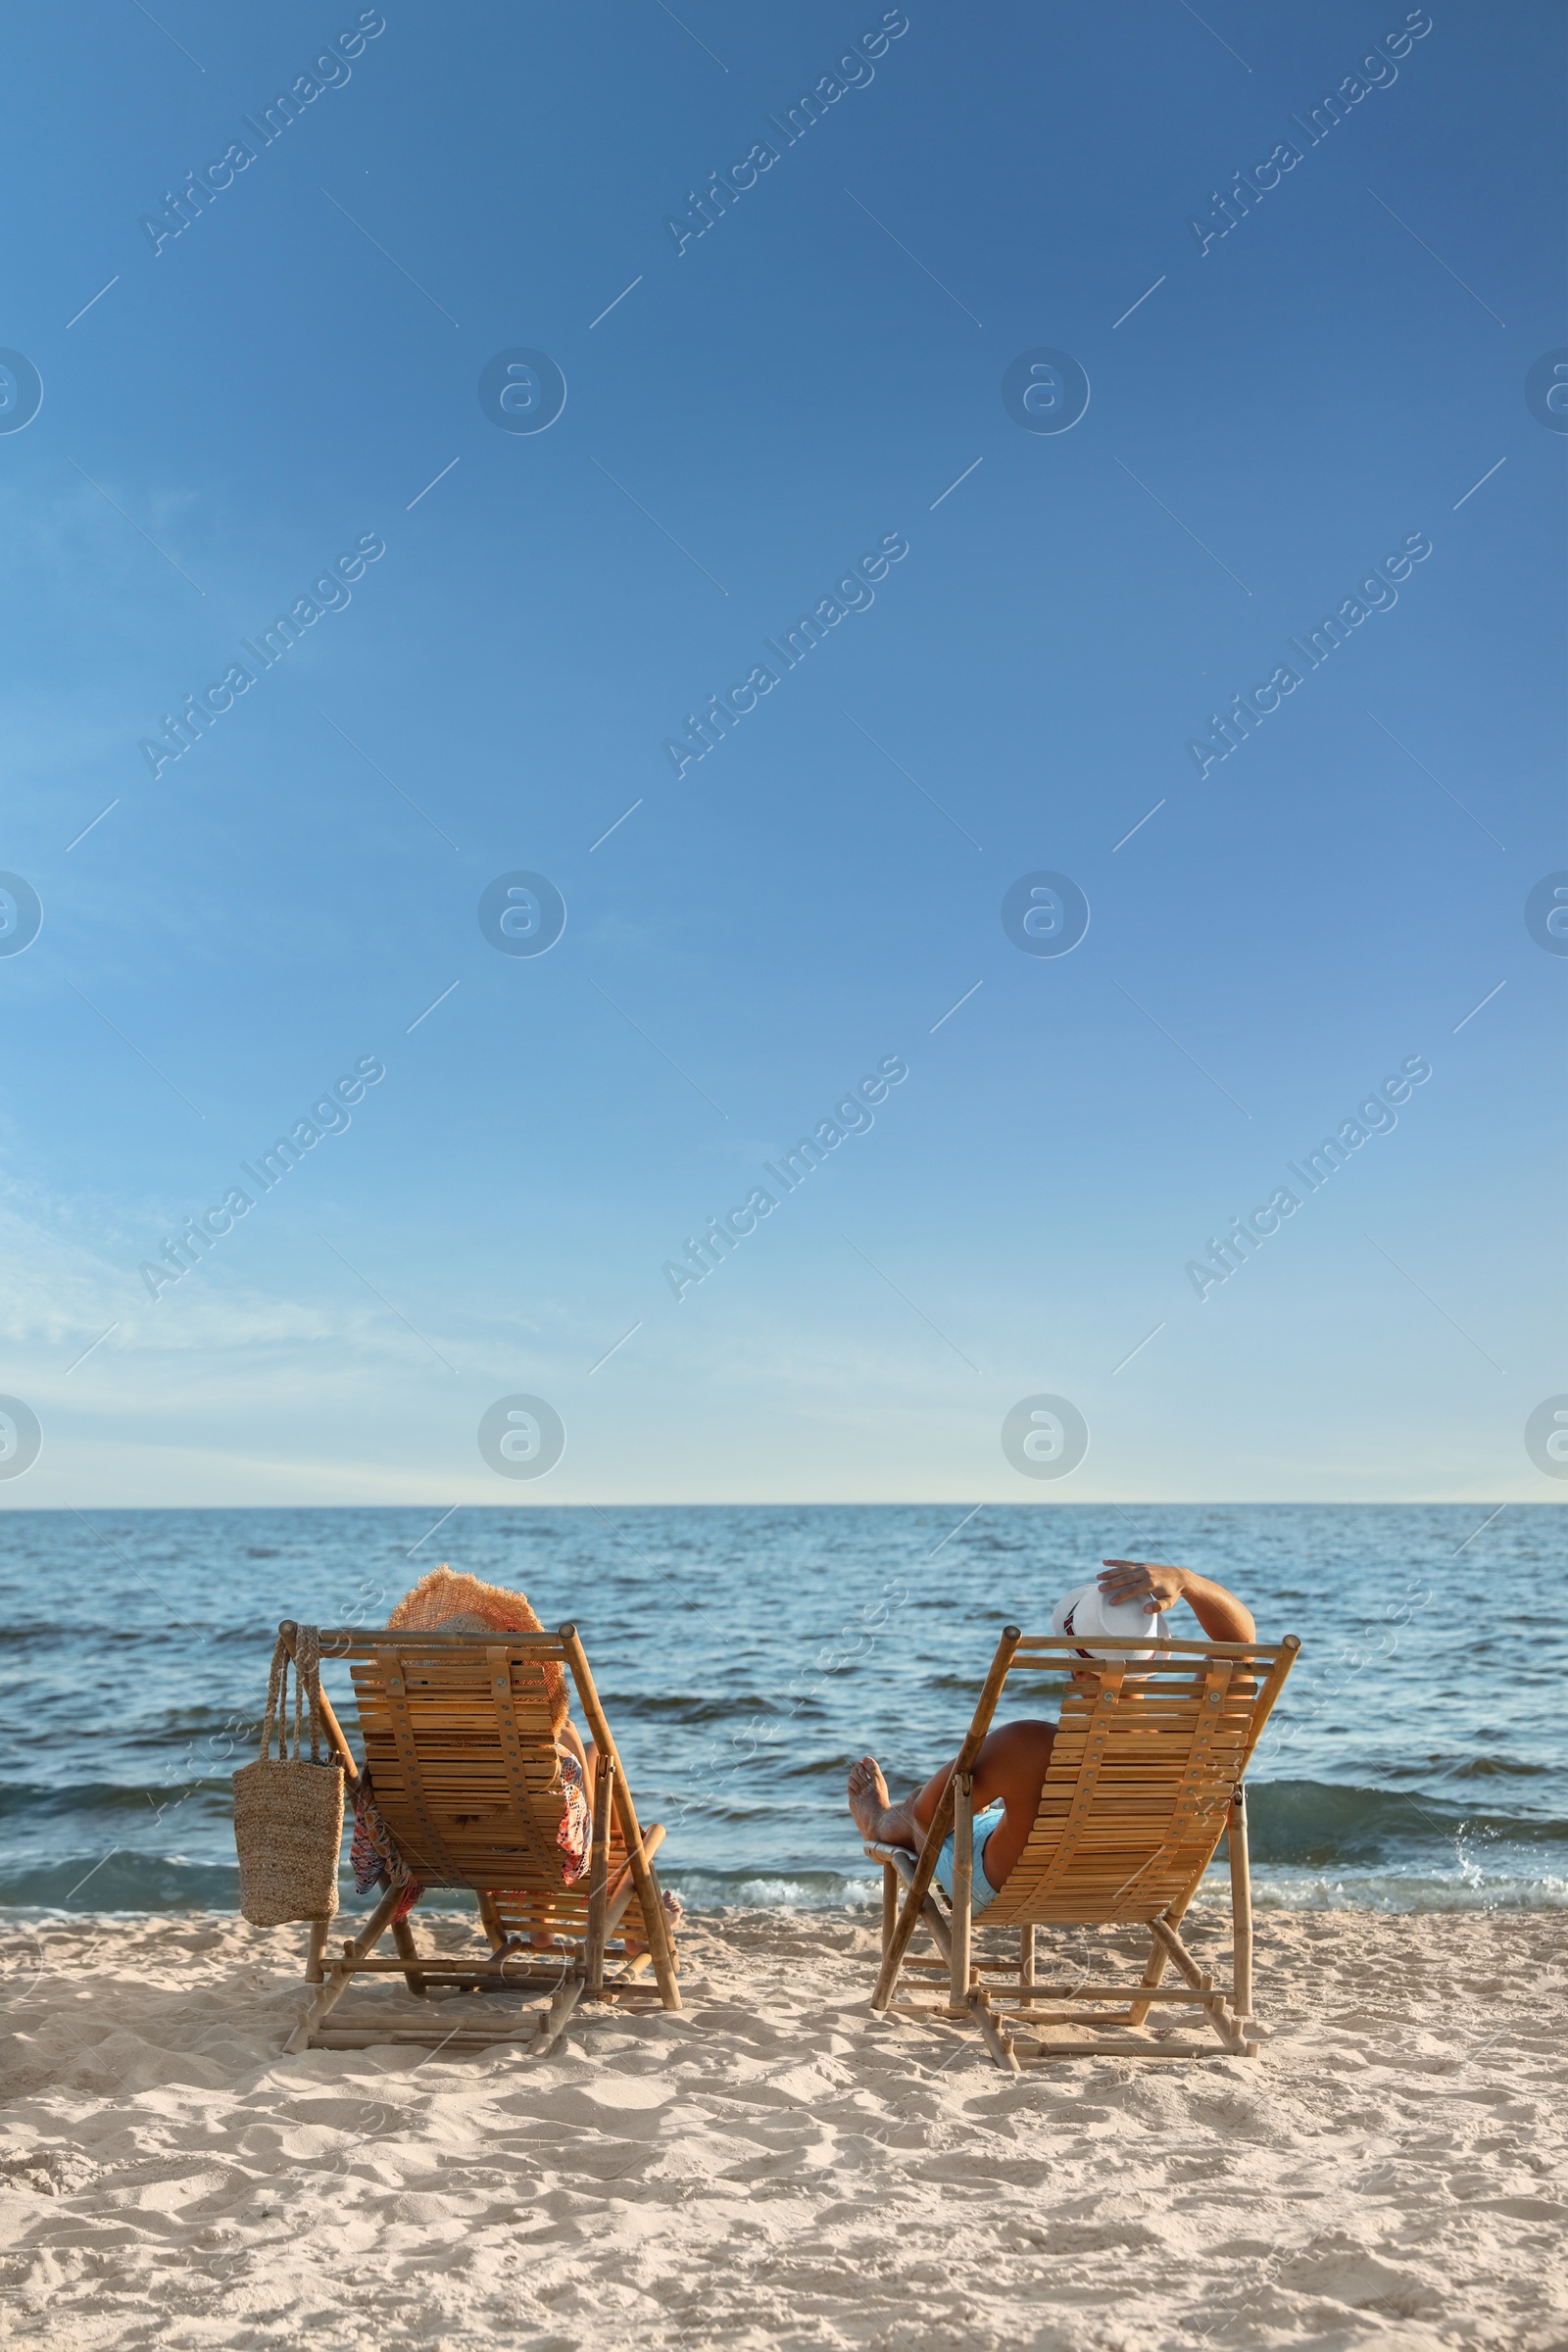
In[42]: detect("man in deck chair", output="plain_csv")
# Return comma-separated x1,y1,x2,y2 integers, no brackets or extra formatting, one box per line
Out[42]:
847,1558,1254,1920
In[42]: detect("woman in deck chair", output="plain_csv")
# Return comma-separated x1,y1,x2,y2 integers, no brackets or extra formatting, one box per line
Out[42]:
847,1558,1254,1919
349,1566,594,1914
350,1566,679,1954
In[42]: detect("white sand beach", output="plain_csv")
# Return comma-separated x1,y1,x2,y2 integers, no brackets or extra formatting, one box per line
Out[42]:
0,1904,1563,2351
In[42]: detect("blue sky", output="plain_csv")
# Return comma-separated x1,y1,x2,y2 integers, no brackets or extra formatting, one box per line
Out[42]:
0,0,1561,1507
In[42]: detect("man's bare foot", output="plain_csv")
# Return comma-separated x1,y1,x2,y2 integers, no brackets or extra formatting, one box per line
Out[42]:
847,1756,919,1850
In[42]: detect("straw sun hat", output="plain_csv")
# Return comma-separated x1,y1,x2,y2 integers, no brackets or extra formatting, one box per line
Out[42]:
387,1565,567,1731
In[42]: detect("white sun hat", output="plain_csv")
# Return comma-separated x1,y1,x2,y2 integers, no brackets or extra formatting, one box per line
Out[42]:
1051,1580,1171,1660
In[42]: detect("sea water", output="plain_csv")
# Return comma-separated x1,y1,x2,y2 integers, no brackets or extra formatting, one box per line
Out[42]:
1,1502,1562,1915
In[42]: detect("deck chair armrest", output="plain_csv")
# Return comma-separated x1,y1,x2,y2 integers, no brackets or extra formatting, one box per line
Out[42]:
870,1627,1020,2009
316,1691,360,1786
602,1821,667,1919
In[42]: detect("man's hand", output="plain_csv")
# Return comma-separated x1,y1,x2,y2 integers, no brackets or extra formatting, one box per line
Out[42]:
1099,1558,1189,1616
1099,1559,1256,1643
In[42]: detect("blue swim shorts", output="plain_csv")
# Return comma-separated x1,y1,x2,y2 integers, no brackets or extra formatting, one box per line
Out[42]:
933,1797,1006,1917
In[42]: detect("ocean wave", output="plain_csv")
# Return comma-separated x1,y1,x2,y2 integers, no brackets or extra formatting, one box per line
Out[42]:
596,1691,780,1726
0,1780,236,1820
1251,1869,1568,1912
1246,1779,1568,1865
661,1869,881,1911
0,1854,245,1912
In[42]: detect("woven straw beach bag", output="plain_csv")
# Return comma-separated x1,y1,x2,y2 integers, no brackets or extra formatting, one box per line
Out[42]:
232,1627,344,1928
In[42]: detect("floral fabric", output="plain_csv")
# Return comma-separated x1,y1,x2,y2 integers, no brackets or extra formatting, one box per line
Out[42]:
556,1747,591,1886
349,1777,424,1920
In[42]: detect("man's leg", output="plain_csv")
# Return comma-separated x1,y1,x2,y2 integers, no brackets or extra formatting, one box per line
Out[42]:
848,1718,1056,1890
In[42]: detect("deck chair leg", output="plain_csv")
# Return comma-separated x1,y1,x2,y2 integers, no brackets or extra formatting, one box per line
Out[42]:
972,1990,1022,2075
881,1863,898,1960
285,1882,403,2053
877,1846,1011,2065
642,1869,680,2010
1128,1880,1199,2027
877,1846,954,1966
530,1976,585,2059
604,1794,679,2011
391,1916,429,1997
1149,1913,1254,2056
595,1838,676,1998
476,1893,507,1954
1127,1930,1172,2027
584,1756,613,1997
306,1920,328,1984
950,1774,973,2009
1229,1785,1253,2032
948,1779,1012,2074
1020,1924,1035,1986
612,1838,679,2012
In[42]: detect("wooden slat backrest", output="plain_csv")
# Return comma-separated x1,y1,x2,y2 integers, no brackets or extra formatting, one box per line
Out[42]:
318,1629,578,1893
374,1652,467,1883
980,1634,1296,1928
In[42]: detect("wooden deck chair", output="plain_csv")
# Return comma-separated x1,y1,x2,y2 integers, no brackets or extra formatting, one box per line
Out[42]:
865,1624,1298,2071
279,1618,680,2056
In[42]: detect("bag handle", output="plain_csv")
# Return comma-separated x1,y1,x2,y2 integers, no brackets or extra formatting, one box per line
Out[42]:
257,1626,330,1765
258,1637,288,1764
